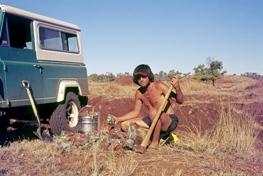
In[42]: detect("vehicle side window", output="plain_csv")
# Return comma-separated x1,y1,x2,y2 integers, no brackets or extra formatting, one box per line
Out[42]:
3,14,33,49
39,26,79,53
39,27,63,51
63,32,79,53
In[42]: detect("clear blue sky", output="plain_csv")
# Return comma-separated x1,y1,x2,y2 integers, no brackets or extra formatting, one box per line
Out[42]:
1,0,263,75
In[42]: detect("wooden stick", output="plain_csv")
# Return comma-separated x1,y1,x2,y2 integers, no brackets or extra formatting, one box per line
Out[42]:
141,84,174,147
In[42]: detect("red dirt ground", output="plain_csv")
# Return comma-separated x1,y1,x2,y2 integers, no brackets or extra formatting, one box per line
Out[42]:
113,76,134,86
1,76,262,176
89,77,263,144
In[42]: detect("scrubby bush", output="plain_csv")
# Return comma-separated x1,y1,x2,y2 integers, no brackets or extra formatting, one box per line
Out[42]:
193,58,226,86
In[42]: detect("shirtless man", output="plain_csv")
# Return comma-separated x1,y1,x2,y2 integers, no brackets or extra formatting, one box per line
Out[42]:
115,64,184,148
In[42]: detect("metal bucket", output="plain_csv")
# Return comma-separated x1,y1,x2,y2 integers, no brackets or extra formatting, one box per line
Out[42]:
78,105,99,133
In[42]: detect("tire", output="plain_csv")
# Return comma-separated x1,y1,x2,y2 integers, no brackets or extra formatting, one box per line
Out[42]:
49,104,65,135
49,92,81,135
0,117,9,146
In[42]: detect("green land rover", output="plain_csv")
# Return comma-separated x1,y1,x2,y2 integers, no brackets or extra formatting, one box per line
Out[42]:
0,5,88,144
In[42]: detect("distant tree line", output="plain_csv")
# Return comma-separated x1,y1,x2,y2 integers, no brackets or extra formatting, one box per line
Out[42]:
88,72,131,82
88,57,262,84
241,72,263,80
88,70,190,82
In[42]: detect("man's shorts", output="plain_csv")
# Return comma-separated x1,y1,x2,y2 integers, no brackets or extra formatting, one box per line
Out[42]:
142,114,179,133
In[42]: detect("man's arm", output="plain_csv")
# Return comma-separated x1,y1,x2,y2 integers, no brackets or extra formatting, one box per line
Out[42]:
115,91,143,123
159,77,184,104
171,76,184,104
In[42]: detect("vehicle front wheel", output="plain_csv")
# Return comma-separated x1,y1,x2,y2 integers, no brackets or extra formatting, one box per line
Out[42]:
49,92,81,135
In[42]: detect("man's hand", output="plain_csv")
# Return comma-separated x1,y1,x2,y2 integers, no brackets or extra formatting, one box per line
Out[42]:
114,117,120,124
171,76,180,89
170,76,184,104
106,114,118,125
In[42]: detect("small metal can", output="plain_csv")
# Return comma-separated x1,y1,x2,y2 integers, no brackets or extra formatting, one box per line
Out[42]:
78,114,98,133
78,105,99,133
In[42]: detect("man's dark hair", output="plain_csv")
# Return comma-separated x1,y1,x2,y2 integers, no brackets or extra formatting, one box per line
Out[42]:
133,64,154,85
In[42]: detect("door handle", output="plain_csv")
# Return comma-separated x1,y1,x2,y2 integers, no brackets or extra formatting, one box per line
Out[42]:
33,64,42,69
33,64,43,74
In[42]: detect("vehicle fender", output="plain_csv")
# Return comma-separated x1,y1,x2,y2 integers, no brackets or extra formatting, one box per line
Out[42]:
57,80,82,102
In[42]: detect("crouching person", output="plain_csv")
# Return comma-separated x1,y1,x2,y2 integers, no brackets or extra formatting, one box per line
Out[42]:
114,64,184,149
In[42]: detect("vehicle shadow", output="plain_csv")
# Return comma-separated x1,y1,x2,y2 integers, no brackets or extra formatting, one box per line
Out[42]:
4,121,51,146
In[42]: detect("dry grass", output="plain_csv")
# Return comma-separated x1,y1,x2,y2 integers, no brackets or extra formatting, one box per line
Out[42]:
212,104,260,153
180,78,219,96
0,134,138,176
106,150,138,176
179,103,260,155
88,80,137,98
89,75,256,98
1,76,262,176
180,76,257,97
3,122,259,176
0,140,63,176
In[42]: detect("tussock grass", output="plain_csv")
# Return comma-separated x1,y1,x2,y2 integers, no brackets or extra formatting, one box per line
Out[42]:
106,150,138,176
90,142,101,176
179,103,260,155
212,104,259,153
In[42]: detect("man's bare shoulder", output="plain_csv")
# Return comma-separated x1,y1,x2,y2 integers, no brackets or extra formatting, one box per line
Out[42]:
153,80,167,89
135,89,142,97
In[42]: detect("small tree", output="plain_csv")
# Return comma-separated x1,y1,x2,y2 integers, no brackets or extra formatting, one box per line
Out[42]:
193,64,212,82
193,58,226,86
207,59,225,86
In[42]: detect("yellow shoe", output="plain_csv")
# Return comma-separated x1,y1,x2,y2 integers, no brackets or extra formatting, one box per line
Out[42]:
171,132,180,144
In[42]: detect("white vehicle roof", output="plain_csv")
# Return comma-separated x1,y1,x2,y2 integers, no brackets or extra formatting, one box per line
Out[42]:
0,4,80,31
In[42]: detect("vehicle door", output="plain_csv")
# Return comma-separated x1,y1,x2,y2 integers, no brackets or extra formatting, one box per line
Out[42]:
0,13,43,107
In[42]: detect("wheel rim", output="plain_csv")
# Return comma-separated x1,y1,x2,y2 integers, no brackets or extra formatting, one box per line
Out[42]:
66,101,79,128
